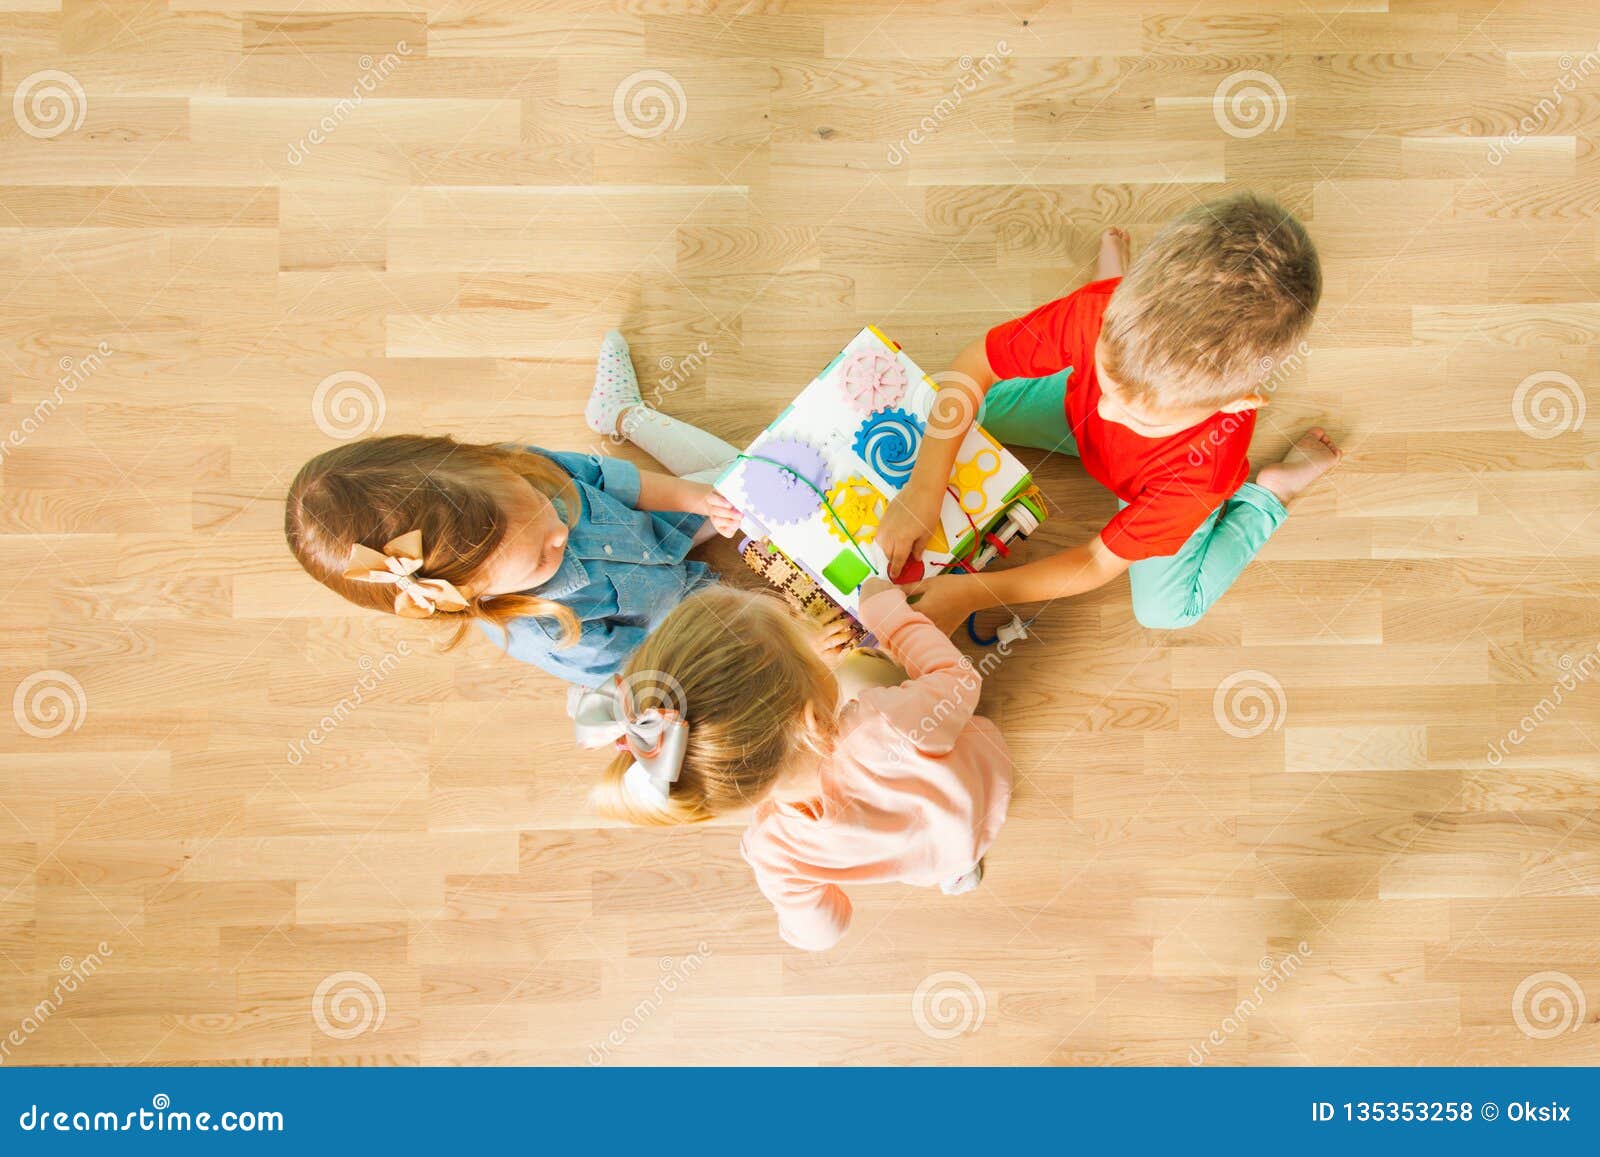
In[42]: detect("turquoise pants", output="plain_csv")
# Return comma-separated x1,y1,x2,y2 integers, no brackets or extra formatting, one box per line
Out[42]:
978,369,1287,629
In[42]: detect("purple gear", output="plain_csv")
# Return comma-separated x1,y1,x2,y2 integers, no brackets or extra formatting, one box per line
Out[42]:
740,437,830,525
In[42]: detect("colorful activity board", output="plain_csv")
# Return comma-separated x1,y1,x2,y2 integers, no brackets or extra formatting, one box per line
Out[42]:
715,326,1045,621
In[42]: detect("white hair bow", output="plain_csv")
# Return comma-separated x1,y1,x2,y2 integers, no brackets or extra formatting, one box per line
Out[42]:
568,677,689,807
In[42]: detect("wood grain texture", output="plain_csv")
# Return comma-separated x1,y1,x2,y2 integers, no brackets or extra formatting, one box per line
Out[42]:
2,0,1598,1066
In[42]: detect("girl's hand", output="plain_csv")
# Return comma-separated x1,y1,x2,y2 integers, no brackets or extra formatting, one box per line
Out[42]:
858,577,896,600
699,485,743,537
810,608,856,660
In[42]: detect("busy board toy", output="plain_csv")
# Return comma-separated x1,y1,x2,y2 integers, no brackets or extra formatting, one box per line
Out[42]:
716,326,1045,642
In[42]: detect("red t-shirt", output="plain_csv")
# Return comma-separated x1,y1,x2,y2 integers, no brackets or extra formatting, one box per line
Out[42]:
984,277,1254,561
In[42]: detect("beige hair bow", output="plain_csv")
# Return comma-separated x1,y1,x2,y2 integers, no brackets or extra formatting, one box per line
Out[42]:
343,530,470,619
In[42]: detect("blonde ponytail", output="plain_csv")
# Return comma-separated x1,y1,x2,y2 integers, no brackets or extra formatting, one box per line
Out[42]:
589,588,838,826
590,749,712,827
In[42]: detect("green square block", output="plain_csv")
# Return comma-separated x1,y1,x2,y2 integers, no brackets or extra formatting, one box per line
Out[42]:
821,548,873,593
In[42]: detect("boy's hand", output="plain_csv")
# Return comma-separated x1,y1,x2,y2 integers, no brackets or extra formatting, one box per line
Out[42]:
697,485,743,537
875,480,943,579
903,572,987,636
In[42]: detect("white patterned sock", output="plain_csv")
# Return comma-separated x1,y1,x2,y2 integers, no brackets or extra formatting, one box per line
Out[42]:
940,862,983,896
585,329,644,436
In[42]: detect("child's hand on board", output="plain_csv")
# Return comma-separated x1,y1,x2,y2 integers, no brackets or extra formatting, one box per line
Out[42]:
697,485,743,537
875,481,943,580
809,607,856,660
901,573,981,636
858,577,896,600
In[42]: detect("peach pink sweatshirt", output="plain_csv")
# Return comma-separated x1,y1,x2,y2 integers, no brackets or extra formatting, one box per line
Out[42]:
739,587,1013,951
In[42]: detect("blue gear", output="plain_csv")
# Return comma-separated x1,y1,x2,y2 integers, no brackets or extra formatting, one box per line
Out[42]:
852,407,925,489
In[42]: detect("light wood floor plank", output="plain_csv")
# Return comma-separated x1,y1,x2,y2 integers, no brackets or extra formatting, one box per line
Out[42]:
1,0,1597,1067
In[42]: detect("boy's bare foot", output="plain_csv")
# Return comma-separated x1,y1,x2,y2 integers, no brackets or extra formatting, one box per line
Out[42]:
1256,427,1342,505
1097,227,1131,279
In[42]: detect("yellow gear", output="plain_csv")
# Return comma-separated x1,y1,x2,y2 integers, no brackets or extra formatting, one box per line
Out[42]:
824,476,886,545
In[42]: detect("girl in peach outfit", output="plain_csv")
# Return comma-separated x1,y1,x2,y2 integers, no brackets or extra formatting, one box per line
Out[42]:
583,580,1012,951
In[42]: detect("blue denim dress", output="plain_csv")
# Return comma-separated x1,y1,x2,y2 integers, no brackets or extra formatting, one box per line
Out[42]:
481,448,715,686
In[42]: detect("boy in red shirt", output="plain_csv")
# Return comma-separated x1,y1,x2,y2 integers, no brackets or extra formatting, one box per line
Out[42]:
877,194,1341,632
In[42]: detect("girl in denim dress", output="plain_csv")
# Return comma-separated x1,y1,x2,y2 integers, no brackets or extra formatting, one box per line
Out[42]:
285,332,754,686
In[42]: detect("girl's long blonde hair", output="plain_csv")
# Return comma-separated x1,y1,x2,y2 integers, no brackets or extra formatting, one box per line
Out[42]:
285,434,581,647
591,587,838,826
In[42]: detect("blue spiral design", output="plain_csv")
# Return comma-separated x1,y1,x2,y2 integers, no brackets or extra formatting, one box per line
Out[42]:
853,408,925,488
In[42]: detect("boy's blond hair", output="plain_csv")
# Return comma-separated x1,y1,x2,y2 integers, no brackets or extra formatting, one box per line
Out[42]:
590,587,838,827
1098,193,1321,411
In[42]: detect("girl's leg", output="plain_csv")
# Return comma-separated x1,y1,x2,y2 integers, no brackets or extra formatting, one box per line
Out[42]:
586,330,740,477
622,408,739,479
1125,483,1287,629
976,368,1080,456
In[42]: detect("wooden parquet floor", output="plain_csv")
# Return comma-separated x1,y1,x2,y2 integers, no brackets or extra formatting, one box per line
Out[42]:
2,0,1599,1065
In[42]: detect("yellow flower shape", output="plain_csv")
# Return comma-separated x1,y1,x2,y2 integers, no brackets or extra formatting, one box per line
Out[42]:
824,475,887,545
